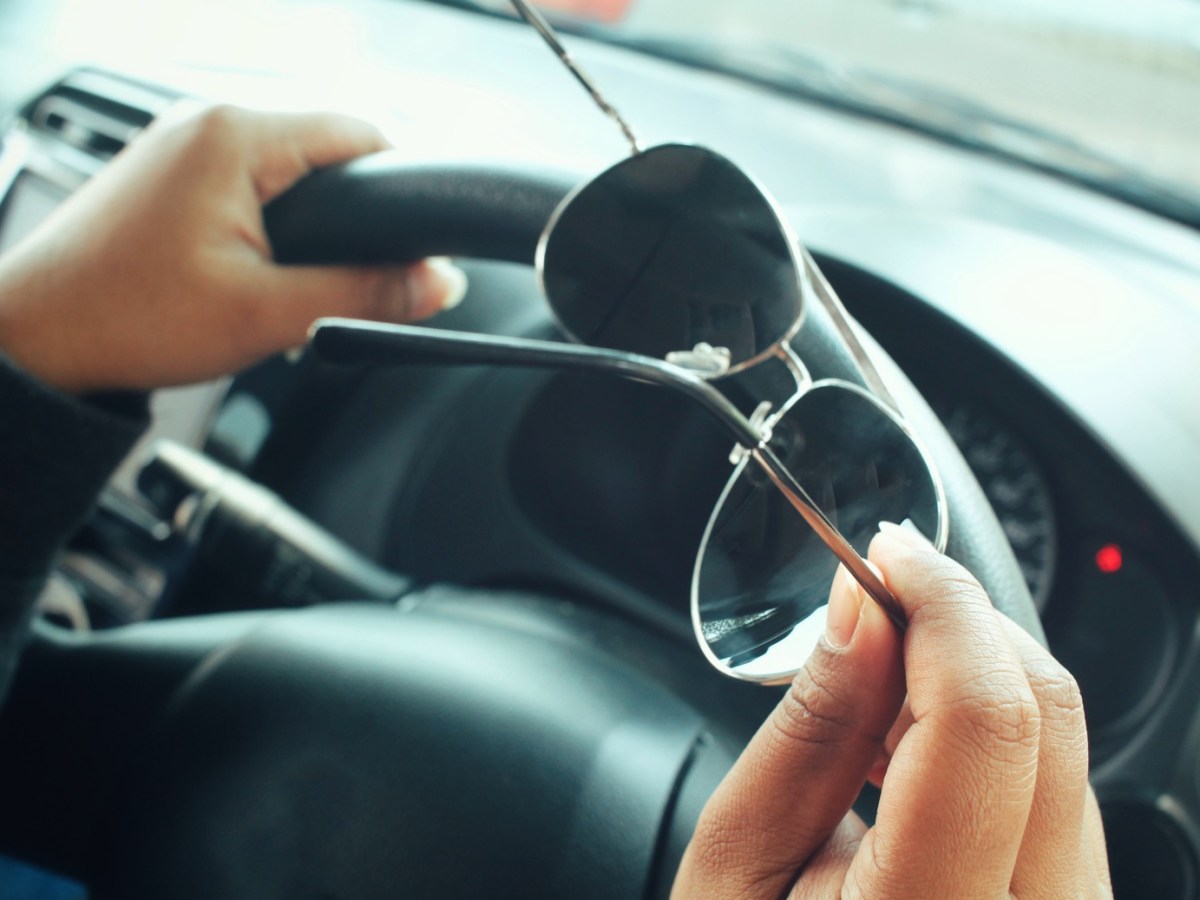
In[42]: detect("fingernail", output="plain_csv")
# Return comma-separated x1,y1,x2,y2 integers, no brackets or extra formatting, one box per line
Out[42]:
878,519,935,551
427,257,468,310
825,564,863,650
405,257,468,318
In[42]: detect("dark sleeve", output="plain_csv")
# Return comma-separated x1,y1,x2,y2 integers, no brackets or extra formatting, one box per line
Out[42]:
0,353,149,700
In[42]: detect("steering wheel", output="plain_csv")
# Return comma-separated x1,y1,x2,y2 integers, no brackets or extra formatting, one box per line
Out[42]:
0,157,1039,899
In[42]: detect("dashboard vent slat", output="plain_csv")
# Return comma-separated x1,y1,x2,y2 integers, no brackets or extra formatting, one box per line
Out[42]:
26,72,176,161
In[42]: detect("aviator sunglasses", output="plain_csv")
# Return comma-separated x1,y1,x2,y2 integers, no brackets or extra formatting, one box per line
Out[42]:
309,0,949,683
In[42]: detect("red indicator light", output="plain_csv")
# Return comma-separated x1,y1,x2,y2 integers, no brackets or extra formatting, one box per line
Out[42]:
1095,544,1124,574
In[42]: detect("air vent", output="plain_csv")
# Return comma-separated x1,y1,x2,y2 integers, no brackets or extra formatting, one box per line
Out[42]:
25,70,178,160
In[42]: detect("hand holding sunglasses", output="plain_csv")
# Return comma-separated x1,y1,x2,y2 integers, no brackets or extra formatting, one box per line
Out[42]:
674,526,1109,898
309,0,948,683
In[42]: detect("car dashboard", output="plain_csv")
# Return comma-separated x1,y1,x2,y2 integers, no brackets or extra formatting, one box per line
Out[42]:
2,0,1200,896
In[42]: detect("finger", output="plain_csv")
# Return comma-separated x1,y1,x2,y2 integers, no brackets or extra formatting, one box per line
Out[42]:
1000,614,1092,899
132,105,390,205
673,566,905,899
867,698,914,788
788,815,867,900
250,110,391,202
846,525,1040,898
1084,790,1114,896
249,257,468,351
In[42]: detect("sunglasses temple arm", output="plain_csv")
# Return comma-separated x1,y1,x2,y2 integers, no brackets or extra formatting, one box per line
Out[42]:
508,0,641,155
800,248,899,410
309,318,761,447
310,318,906,631
754,444,908,631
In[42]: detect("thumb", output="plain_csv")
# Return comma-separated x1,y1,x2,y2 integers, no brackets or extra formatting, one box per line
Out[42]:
255,257,469,348
673,566,905,900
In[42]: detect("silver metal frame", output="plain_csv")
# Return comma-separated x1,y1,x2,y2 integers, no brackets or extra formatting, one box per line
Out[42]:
308,319,936,650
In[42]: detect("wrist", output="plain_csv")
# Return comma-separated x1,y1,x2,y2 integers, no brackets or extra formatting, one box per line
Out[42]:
0,348,149,572
0,257,87,394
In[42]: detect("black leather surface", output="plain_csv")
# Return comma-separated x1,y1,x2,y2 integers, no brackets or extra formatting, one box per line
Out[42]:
83,594,748,900
0,614,275,879
862,327,1044,642
265,154,575,267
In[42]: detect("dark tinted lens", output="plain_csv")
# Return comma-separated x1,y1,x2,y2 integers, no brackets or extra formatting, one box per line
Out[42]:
693,383,942,680
540,144,802,368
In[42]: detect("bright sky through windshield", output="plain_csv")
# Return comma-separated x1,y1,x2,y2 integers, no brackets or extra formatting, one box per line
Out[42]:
553,0,1200,200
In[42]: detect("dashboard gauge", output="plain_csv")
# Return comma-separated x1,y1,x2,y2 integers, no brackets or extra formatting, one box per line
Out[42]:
937,401,1058,611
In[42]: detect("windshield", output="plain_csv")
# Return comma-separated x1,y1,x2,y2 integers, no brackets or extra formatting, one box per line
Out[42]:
464,0,1200,226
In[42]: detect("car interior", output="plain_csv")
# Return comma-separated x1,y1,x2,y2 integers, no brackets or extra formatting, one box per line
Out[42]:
1,0,1199,897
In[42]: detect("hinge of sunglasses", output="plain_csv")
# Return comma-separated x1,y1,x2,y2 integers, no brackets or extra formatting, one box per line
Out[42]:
729,401,776,465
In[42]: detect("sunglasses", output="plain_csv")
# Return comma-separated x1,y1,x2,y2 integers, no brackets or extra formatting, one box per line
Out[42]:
308,0,948,683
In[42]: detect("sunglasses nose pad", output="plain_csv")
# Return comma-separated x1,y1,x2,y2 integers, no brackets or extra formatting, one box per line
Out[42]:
538,144,803,370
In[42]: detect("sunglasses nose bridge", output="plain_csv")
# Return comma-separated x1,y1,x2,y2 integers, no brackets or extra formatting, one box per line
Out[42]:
716,340,815,450
767,341,814,398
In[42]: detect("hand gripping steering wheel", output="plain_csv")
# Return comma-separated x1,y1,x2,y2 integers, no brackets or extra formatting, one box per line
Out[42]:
0,157,1040,900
